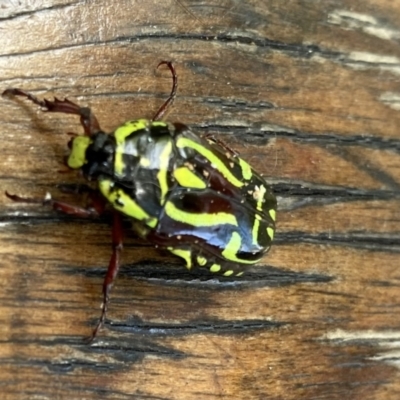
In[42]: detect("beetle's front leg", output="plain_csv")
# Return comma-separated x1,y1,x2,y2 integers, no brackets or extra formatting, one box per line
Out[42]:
2,88,101,136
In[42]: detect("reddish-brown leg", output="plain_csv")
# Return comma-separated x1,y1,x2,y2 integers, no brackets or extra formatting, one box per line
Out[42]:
6,190,123,341
5,191,101,218
89,212,124,342
152,61,178,121
57,184,107,214
2,88,101,136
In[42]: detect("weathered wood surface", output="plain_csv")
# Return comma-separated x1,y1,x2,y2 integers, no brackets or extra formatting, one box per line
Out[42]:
1,1,400,399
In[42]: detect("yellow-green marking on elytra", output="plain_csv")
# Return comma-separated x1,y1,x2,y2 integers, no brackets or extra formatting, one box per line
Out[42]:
197,256,207,266
210,264,221,273
168,248,192,269
177,137,244,188
165,201,238,227
238,158,252,180
267,227,274,240
269,209,276,221
156,141,172,204
222,231,261,264
173,166,207,189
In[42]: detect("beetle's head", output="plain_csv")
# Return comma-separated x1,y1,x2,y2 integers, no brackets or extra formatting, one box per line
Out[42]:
67,135,91,169
67,132,114,180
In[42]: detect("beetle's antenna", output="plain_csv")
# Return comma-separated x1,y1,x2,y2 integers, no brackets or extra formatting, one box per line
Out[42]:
152,61,178,121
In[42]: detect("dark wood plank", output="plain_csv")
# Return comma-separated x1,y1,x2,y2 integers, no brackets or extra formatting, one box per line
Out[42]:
0,1,399,399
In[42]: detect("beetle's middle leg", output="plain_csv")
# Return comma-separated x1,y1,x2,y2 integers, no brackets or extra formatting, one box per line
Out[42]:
89,211,124,342
6,190,124,342
5,191,102,218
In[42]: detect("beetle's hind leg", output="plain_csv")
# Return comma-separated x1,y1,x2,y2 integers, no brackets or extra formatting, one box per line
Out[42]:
2,88,101,136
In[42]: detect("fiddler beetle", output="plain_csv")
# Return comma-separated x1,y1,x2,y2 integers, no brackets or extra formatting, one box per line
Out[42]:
3,62,276,341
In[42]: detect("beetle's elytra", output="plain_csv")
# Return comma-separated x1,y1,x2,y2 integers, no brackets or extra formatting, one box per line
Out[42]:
3,62,276,341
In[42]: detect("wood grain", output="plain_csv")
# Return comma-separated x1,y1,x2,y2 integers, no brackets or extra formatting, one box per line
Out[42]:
1,1,399,399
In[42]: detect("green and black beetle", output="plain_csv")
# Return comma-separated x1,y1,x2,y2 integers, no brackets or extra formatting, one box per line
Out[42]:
3,62,276,340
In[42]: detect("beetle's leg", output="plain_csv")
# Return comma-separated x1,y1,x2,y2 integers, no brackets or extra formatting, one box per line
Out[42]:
152,61,178,121
89,212,123,342
6,189,121,342
5,191,101,218
57,183,94,195
55,187,108,215
2,88,100,136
